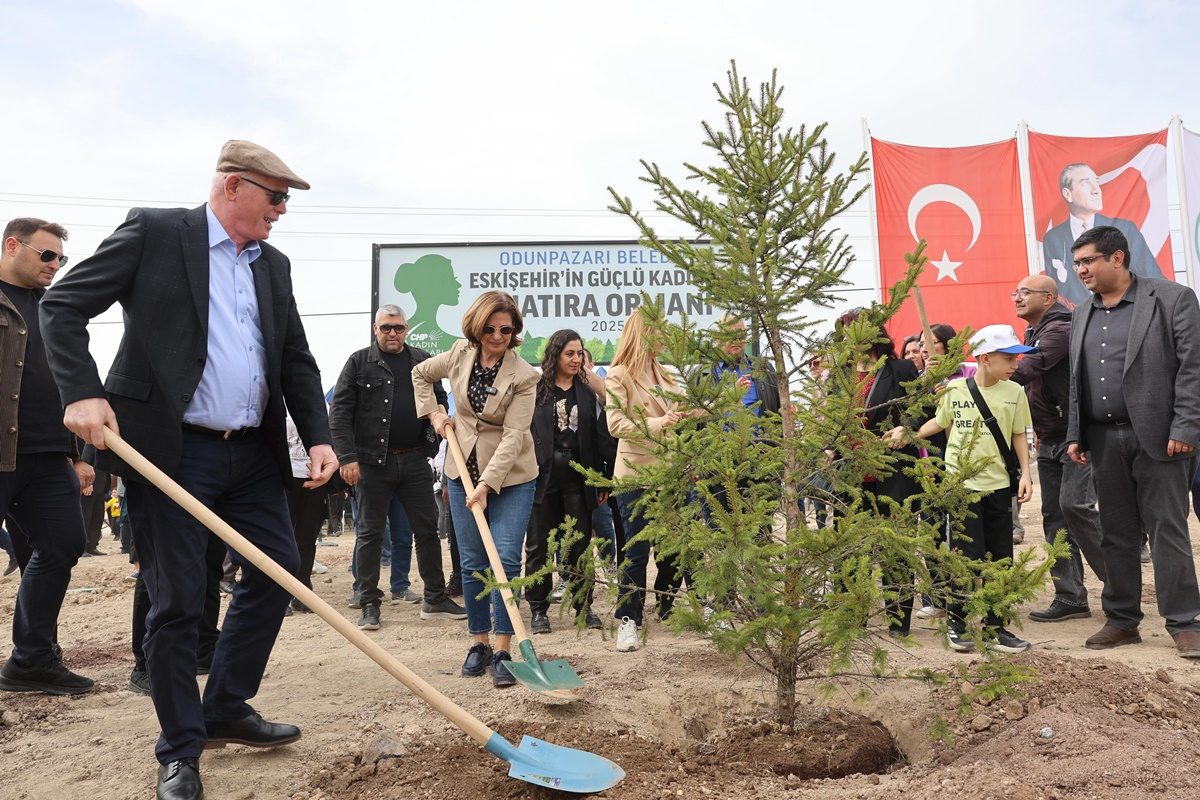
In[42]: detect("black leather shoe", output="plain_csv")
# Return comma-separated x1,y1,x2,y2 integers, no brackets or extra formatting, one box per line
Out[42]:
204,712,300,749
530,610,551,634
1029,601,1092,622
583,608,603,630
491,650,517,688
461,642,492,677
157,757,202,800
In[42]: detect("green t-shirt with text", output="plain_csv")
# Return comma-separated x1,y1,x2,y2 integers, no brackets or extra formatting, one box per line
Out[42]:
934,377,1032,492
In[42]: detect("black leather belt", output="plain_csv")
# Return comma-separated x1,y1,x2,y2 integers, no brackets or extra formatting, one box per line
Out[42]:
182,422,257,440
388,445,422,454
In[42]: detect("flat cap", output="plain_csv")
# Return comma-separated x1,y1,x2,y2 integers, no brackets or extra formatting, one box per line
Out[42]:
215,139,310,190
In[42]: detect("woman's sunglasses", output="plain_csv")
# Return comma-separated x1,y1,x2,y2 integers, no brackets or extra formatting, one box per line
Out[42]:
483,325,515,336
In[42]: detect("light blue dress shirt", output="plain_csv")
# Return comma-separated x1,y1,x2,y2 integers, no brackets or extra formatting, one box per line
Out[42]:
181,205,269,430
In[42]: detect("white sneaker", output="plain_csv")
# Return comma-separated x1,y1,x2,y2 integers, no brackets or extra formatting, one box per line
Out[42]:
914,605,945,620
616,617,639,652
311,561,328,575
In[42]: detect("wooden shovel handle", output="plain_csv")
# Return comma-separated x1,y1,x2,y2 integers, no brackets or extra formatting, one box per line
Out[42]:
103,428,494,747
911,283,937,361
444,430,532,644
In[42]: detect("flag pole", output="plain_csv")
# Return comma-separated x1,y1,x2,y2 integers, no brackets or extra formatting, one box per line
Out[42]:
862,118,884,306
1172,115,1196,288
1016,120,1039,277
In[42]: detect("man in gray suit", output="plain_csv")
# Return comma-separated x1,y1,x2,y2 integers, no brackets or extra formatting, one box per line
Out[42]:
1066,225,1200,658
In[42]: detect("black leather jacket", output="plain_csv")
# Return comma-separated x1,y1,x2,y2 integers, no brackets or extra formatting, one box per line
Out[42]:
329,341,445,467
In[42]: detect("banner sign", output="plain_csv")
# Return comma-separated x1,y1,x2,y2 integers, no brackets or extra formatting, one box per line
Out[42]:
872,137,1028,342
1182,126,1200,287
373,241,719,362
1028,129,1173,307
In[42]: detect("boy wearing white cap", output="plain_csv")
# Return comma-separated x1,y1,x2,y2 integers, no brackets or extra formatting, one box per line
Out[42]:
889,324,1035,654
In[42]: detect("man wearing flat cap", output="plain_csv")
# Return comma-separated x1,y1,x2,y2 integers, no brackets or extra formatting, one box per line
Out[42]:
41,140,337,800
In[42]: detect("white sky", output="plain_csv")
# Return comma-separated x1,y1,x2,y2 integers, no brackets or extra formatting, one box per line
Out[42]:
3,0,1197,385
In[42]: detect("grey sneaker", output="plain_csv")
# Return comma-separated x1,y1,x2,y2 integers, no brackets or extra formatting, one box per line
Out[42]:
946,619,976,653
128,668,151,696
989,627,1032,654
420,597,467,620
391,589,421,604
347,592,363,609
357,604,381,631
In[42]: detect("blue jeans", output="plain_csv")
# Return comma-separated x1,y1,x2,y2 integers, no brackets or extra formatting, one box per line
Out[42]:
448,478,535,636
350,496,413,595
591,498,617,563
614,489,653,625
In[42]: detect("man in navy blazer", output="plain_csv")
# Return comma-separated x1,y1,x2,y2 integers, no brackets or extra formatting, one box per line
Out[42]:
1066,225,1200,661
40,141,336,800
1041,163,1163,308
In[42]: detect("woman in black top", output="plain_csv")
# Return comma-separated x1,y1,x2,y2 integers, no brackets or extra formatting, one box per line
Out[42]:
524,329,616,633
836,309,923,635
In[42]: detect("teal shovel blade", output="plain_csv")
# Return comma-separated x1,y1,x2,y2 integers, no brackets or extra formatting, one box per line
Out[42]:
485,732,625,793
503,639,585,700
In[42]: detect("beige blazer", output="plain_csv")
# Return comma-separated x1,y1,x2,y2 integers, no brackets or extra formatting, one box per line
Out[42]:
604,362,680,479
413,339,539,492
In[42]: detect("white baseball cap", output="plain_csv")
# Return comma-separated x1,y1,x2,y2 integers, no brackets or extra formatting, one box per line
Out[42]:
969,324,1038,356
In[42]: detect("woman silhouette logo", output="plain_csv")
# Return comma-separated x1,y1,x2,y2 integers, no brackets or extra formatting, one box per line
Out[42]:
393,254,462,354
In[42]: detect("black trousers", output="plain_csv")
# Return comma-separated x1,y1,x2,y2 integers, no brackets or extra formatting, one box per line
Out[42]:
355,451,446,607
126,429,298,764
286,476,327,593
131,552,221,672
80,467,110,550
0,452,86,666
946,488,1012,627
525,449,592,613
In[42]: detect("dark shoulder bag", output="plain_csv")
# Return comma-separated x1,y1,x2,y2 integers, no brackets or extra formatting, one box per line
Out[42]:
966,377,1021,497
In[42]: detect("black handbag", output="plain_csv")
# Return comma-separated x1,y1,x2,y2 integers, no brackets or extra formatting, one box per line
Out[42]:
966,377,1021,497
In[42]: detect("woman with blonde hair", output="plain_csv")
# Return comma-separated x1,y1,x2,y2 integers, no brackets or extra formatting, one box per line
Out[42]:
413,291,538,687
605,310,688,652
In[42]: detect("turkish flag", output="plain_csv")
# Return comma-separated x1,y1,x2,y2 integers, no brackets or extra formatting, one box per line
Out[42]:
872,137,1028,345
1028,129,1173,308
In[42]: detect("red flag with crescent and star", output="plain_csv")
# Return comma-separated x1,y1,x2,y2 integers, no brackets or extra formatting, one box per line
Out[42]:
872,137,1028,344
1028,129,1173,309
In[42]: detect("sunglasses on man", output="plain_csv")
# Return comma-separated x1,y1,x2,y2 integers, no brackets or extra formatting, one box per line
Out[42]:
20,241,68,268
239,176,291,206
377,323,407,333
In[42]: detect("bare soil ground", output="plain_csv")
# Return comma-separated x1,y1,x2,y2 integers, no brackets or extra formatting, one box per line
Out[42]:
3,473,1200,799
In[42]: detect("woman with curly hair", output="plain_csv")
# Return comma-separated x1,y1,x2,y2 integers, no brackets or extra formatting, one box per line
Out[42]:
413,291,538,688
523,329,616,634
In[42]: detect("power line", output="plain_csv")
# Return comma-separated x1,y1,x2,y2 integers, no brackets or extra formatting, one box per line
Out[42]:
84,309,371,326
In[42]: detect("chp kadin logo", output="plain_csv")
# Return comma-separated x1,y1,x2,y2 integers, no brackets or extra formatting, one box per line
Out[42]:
871,136,1028,341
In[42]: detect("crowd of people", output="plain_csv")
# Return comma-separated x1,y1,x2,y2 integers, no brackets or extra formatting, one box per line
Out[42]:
3,137,1200,800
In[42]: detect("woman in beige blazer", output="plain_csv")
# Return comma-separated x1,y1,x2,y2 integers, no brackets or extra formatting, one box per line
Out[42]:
412,291,538,688
605,311,687,652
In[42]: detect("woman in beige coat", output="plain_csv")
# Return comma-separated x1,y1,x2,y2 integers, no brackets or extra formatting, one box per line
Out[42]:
605,311,687,652
413,291,538,687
